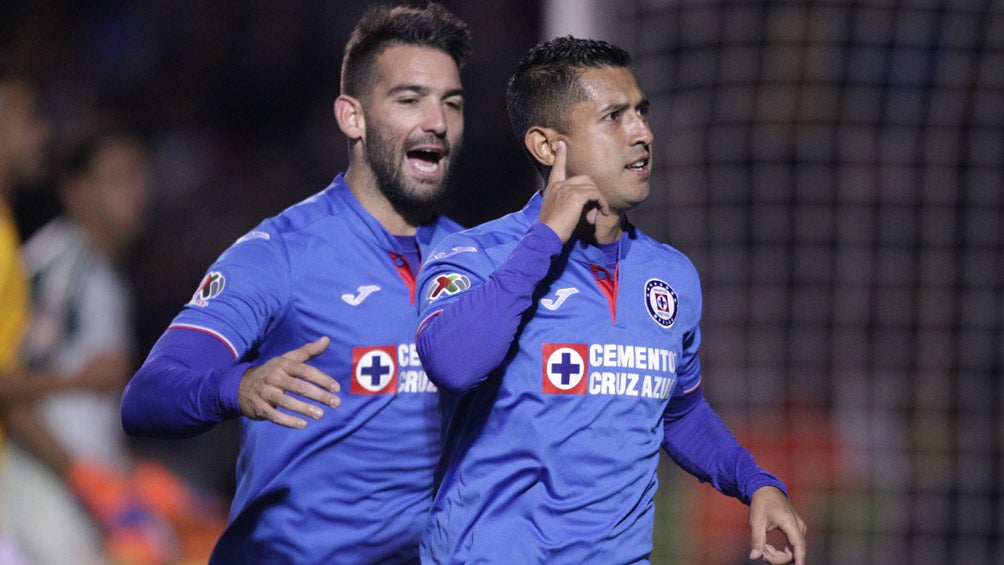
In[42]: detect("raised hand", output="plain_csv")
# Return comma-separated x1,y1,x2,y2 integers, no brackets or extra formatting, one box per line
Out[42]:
238,336,341,429
537,140,609,242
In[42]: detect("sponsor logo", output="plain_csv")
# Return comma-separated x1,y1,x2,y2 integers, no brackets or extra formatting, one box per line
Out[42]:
540,287,579,311
427,273,471,301
542,344,589,394
542,342,678,399
189,271,225,307
431,246,478,260
341,285,381,306
351,346,398,395
349,344,438,395
644,279,678,328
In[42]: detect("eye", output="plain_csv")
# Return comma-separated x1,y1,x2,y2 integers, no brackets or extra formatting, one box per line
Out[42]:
445,98,464,111
398,97,420,106
604,110,621,121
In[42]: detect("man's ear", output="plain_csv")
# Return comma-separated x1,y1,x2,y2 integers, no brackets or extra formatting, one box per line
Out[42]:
524,126,560,168
334,95,365,140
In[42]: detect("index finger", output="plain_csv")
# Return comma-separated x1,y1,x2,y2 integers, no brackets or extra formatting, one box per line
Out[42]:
548,140,567,184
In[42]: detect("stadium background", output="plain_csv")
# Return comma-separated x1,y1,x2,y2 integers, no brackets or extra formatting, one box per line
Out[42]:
3,1,1001,563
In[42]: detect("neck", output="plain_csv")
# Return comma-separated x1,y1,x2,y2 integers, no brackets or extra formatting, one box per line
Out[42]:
344,163,426,236
575,210,624,245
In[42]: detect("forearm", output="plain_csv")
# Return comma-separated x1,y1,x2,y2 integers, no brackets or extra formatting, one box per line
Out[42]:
121,328,248,438
0,405,72,474
662,390,787,504
0,371,82,405
417,221,562,395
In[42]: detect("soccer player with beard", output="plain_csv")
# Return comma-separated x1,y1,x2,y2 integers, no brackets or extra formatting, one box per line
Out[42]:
121,4,469,563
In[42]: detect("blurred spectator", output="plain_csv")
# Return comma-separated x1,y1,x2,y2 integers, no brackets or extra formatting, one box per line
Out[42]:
0,76,48,373
0,73,51,565
2,131,225,564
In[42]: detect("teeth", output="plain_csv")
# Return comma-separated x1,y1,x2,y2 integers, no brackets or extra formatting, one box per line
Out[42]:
412,158,440,173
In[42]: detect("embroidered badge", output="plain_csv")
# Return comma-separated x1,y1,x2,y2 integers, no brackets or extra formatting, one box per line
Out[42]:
426,273,471,301
644,279,678,328
189,271,226,307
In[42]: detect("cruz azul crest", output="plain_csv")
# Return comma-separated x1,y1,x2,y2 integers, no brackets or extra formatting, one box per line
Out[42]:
644,278,678,328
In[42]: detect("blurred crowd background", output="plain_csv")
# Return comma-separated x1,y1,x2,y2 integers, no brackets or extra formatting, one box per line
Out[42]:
3,0,1001,563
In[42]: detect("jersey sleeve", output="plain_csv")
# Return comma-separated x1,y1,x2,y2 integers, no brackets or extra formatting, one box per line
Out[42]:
415,221,563,395
674,326,703,395
169,230,289,358
669,252,704,397
661,388,788,504
121,327,251,437
121,230,288,437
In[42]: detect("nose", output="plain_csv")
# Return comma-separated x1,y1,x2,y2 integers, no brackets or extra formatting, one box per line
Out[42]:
630,113,654,146
422,102,448,136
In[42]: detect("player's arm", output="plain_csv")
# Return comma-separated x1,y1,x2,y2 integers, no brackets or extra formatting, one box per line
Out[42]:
121,327,253,437
0,366,115,403
416,222,562,395
661,390,805,565
661,388,786,503
121,328,340,437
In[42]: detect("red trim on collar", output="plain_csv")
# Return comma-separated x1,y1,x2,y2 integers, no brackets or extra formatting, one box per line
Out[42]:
390,252,417,305
590,263,618,323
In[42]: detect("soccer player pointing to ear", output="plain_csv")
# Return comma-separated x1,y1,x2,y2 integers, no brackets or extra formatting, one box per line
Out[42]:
415,36,807,564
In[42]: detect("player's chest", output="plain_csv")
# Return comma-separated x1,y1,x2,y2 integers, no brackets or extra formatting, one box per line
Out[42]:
526,261,692,342
511,264,692,400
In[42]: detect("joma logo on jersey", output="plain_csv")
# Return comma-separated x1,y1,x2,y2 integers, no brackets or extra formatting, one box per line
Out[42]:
542,344,588,394
188,271,225,307
427,273,470,302
351,346,398,395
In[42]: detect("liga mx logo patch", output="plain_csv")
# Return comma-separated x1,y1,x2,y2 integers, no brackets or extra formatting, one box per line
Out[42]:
542,344,588,394
427,273,471,302
189,271,225,307
644,279,678,328
351,346,398,395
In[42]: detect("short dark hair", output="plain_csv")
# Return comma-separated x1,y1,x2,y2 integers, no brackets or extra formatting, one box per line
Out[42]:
340,3,472,98
505,36,631,142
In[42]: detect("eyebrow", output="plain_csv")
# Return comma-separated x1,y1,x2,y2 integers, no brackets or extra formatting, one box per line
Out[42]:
598,102,628,116
598,97,649,116
388,85,466,99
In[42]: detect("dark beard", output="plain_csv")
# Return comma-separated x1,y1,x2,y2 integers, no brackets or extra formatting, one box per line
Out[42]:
364,130,459,225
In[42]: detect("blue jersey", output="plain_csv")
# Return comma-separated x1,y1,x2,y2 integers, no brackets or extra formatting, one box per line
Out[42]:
415,193,704,563
170,174,461,563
